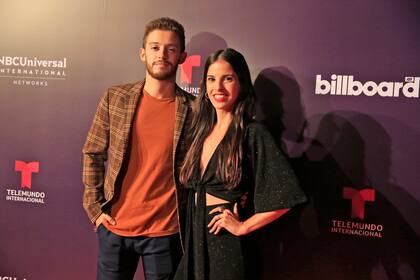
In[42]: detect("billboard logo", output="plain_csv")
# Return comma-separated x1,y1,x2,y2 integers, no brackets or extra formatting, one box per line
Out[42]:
330,187,383,238
5,160,46,204
15,160,39,189
342,187,375,220
179,55,201,95
315,74,419,98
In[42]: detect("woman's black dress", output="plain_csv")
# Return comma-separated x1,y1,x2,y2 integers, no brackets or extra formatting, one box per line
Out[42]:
174,122,307,280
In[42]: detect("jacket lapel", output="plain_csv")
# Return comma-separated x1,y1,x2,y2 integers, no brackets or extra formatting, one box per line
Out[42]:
173,86,188,162
121,81,143,157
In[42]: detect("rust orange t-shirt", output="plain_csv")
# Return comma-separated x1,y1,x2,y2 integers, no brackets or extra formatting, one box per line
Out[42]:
105,90,178,237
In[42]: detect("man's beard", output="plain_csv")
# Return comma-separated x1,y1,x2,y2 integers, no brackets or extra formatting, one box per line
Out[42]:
146,60,178,81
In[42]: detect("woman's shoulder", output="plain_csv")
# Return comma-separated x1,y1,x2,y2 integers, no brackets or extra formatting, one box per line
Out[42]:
245,121,272,140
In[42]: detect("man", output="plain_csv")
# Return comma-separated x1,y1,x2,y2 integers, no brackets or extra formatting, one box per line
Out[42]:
82,17,193,280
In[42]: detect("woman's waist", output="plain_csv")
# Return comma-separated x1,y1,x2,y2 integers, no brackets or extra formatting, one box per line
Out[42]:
205,192,232,205
188,182,243,204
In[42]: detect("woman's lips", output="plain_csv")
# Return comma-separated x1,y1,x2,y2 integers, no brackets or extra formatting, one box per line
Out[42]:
213,93,228,102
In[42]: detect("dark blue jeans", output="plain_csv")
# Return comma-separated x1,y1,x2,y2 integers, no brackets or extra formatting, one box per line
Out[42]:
96,225,182,280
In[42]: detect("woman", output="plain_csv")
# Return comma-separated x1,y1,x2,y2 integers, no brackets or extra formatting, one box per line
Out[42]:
174,48,307,280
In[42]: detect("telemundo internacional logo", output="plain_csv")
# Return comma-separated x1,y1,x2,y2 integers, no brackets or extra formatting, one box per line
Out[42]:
5,160,46,204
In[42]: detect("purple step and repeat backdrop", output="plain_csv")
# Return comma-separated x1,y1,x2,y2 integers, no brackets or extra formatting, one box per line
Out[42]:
1,0,419,279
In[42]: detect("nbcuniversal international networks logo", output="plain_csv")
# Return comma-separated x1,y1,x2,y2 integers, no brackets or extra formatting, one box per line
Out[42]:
315,74,419,98
0,55,68,87
0,274,26,280
330,187,384,238
5,160,46,204
179,54,201,95
0,276,27,280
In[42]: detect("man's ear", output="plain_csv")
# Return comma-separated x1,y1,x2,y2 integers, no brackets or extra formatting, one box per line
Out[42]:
178,52,187,64
139,48,146,62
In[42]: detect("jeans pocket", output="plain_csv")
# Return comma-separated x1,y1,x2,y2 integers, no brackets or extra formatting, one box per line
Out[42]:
96,223,106,234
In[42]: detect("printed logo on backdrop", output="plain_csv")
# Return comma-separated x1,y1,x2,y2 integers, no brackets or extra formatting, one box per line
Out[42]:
0,276,27,280
315,74,419,98
331,187,384,238
5,160,46,204
0,55,68,87
179,55,201,95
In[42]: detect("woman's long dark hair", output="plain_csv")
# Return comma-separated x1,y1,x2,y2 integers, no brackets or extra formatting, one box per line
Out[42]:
179,48,256,189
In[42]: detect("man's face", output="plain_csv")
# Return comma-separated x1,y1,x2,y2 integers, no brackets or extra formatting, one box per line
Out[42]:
140,29,186,81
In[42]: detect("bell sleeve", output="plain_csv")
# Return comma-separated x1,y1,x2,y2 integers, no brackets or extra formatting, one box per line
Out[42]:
246,122,307,213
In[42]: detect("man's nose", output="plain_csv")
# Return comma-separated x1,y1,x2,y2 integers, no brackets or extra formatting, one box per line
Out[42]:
158,47,168,59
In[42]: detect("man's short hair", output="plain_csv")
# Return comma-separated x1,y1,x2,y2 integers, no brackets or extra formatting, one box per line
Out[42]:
143,17,186,52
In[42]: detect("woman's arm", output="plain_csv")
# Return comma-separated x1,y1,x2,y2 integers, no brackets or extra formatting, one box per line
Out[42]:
208,205,290,236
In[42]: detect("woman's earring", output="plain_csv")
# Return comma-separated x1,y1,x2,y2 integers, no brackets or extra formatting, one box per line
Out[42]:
205,92,209,99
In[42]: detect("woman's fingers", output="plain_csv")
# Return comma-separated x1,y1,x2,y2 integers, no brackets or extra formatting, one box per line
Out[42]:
209,214,242,235
213,224,223,234
207,205,238,234
208,205,226,215
208,214,221,228
209,219,222,233
223,209,233,216
233,203,239,216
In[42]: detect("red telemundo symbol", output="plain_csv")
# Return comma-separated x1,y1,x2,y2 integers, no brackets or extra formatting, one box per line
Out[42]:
15,160,40,189
343,187,375,220
180,55,201,84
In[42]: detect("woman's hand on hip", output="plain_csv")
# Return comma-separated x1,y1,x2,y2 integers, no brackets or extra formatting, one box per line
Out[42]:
208,204,246,236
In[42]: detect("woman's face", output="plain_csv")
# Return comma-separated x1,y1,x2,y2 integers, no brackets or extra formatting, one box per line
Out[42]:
205,59,240,113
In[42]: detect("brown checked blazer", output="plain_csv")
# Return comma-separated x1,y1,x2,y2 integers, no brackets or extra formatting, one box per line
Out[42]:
82,80,193,243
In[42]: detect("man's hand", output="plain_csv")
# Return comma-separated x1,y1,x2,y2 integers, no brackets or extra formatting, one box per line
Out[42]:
95,213,116,227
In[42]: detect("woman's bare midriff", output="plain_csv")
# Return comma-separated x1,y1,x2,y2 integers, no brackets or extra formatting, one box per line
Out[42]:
195,192,230,206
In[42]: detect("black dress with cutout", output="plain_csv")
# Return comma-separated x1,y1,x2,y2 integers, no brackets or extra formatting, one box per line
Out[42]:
174,122,307,280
